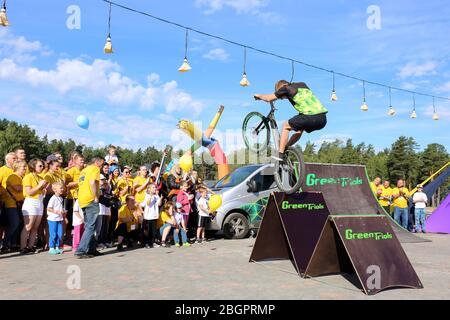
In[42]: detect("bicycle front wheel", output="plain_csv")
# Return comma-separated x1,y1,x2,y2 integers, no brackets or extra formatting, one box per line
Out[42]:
242,112,270,154
274,146,305,195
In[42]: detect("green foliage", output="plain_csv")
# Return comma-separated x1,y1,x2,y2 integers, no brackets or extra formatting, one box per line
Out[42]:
0,118,448,199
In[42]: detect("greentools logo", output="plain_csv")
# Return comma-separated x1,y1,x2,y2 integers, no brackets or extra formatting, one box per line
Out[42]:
281,201,325,210
345,229,393,241
306,173,363,188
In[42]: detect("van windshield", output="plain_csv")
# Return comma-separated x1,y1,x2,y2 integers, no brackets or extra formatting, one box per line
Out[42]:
214,166,261,189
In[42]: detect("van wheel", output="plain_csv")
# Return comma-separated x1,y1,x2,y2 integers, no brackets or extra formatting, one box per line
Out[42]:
223,212,250,239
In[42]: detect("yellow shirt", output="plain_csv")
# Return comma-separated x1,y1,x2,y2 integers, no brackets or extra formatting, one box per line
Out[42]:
378,186,392,207
370,182,382,194
22,173,44,199
4,173,24,208
118,178,133,203
66,166,82,199
0,165,14,203
392,187,410,209
78,165,100,208
116,204,138,232
133,175,148,203
44,170,65,186
157,210,173,228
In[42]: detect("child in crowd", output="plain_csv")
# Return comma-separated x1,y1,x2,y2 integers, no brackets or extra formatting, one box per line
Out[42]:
105,146,119,165
97,175,112,250
176,181,194,228
196,188,210,244
141,184,162,248
46,182,66,255
174,202,190,247
72,199,84,252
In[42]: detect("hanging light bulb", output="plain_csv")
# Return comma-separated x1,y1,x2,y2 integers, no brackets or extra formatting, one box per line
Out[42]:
240,73,250,87
104,35,113,54
103,3,113,54
432,97,439,121
0,1,9,27
410,94,417,119
178,29,192,72
240,47,250,87
360,81,368,111
178,58,192,72
388,87,395,116
330,72,338,101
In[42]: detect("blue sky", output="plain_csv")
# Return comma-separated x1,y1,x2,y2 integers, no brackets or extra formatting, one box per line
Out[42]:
1,0,450,155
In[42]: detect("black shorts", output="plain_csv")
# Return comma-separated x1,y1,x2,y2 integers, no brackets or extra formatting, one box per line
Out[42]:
288,113,327,133
198,216,210,228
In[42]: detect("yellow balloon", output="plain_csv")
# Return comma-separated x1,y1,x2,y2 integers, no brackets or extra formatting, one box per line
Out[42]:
179,154,193,172
208,194,222,212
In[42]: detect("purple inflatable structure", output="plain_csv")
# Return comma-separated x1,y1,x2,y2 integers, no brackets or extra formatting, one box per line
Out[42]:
426,194,450,234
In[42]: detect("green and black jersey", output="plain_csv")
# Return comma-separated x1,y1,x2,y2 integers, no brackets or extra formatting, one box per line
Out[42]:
275,82,328,115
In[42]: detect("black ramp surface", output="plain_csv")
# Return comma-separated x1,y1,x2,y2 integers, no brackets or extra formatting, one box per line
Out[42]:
274,192,330,273
303,163,427,243
333,215,423,295
249,193,292,263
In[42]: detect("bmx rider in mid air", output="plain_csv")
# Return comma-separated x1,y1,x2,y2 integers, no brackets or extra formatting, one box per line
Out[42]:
254,80,328,162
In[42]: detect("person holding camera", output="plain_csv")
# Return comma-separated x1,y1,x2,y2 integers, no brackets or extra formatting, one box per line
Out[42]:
392,179,410,230
96,174,112,250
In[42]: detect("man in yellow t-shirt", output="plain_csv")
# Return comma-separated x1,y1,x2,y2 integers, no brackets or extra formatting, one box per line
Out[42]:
133,166,150,204
115,195,140,251
392,179,410,230
64,155,85,240
0,152,17,208
370,177,382,196
74,156,105,258
378,180,393,214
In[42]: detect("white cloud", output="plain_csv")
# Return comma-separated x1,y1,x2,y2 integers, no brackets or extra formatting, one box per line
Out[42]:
397,61,437,79
0,29,51,64
195,0,282,24
195,0,268,14
202,48,230,61
401,82,419,91
0,57,204,114
437,81,450,93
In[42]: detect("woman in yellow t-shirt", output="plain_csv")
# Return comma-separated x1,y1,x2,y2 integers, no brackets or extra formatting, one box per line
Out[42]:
118,167,134,203
21,159,49,254
2,160,27,252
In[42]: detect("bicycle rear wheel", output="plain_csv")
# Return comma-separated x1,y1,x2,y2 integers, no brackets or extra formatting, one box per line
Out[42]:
242,112,270,154
274,146,305,195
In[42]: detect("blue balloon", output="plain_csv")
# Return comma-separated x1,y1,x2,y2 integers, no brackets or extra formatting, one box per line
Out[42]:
76,115,89,130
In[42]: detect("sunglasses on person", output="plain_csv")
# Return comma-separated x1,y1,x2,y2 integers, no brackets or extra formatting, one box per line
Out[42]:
124,171,130,174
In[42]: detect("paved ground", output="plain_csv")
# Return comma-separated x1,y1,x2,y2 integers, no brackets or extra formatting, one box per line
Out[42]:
0,233,449,300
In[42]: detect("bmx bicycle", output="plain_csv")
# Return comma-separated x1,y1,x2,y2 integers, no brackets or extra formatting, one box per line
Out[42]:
242,101,305,195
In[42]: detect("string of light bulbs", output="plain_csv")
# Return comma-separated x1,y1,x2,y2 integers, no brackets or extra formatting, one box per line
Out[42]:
98,0,447,120
1,1,445,120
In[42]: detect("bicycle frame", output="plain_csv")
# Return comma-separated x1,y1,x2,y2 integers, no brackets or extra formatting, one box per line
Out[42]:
253,101,280,152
